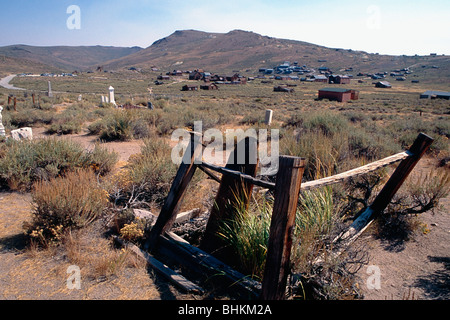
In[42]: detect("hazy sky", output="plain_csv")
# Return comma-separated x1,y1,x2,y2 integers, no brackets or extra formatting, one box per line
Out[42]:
1,0,449,55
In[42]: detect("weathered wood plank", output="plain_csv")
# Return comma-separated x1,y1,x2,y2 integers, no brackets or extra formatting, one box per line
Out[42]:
134,208,201,225
114,236,204,294
200,161,275,189
197,164,222,183
159,232,261,298
261,156,306,300
200,151,410,192
301,151,410,191
145,132,202,251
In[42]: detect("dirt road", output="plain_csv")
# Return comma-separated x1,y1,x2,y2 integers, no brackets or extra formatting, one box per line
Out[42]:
0,75,25,91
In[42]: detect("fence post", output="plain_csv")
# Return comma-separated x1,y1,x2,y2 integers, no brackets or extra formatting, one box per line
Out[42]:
370,133,433,215
146,132,202,252
200,136,258,261
334,133,434,248
261,156,305,300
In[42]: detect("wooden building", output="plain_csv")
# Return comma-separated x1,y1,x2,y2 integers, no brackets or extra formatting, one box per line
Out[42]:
318,88,359,102
375,81,392,88
200,83,219,90
328,75,351,84
182,84,198,91
312,75,328,83
420,90,450,100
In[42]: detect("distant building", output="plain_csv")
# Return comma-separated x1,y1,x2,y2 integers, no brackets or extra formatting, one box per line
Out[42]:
312,75,328,83
318,88,359,102
274,85,294,93
189,70,204,80
157,75,170,80
328,75,350,84
182,84,198,91
200,83,219,90
375,81,392,88
420,90,450,100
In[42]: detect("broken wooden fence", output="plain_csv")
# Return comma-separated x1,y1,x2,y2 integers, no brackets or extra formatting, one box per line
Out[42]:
142,131,433,300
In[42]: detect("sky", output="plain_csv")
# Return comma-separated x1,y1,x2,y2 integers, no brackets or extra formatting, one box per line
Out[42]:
0,0,449,55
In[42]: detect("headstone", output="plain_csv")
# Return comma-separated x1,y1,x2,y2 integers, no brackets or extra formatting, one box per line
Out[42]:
265,109,273,126
11,127,33,141
109,86,116,106
47,81,53,98
0,106,5,137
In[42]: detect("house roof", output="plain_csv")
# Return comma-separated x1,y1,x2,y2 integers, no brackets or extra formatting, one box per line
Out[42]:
319,87,353,93
421,90,450,97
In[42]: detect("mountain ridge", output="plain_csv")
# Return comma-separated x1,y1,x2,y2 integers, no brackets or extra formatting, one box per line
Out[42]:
0,29,448,76
100,29,449,74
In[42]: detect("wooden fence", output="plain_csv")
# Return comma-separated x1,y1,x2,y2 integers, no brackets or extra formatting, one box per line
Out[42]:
142,131,433,300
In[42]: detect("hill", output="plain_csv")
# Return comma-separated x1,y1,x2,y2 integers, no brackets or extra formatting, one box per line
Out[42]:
0,55,61,78
0,45,142,71
101,29,450,76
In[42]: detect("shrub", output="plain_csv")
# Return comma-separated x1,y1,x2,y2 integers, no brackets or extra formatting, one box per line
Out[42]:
89,109,156,140
128,138,177,203
84,143,119,176
25,169,109,247
0,138,84,190
119,222,145,243
99,110,134,141
0,138,118,190
107,137,177,207
304,112,348,136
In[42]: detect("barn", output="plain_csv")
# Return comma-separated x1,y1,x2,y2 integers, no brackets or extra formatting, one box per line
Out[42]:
318,88,359,102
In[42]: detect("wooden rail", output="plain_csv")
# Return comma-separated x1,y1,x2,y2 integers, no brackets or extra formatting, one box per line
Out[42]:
143,132,433,300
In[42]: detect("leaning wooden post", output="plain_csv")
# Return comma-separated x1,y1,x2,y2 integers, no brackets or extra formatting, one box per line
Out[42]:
261,156,306,300
371,132,433,215
335,133,434,246
145,132,202,252
200,136,258,261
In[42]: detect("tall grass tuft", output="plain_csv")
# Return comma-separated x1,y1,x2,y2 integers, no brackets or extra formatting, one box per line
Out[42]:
218,195,272,279
219,187,338,280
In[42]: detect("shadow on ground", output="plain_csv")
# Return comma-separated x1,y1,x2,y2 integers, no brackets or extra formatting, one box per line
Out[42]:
414,256,450,300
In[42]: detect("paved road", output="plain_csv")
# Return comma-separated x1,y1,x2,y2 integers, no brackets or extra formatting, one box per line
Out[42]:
0,75,25,90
